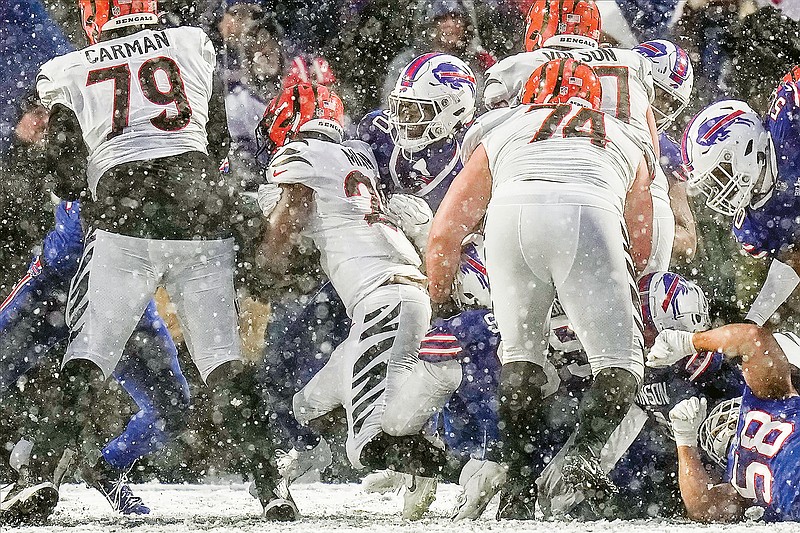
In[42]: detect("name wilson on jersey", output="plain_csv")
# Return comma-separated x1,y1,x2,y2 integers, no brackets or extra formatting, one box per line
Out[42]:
84,30,170,64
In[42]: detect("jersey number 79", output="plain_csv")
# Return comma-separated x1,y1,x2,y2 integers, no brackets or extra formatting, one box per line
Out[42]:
87,56,192,140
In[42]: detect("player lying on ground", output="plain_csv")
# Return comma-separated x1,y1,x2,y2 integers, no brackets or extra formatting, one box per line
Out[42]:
649,324,800,522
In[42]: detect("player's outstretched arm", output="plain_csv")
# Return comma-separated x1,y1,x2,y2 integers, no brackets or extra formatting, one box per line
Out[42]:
257,183,312,275
426,144,492,303
624,157,653,274
692,324,797,400
45,104,88,201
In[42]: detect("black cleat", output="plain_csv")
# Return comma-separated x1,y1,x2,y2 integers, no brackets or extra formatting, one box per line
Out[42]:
496,482,537,520
0,481,59,526
561,448,618,517
259,478,299,521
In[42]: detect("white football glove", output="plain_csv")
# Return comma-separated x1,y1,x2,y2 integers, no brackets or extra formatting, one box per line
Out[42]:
669,396,707,447
385,193,433,253
257,183,283,217
646,329,696,368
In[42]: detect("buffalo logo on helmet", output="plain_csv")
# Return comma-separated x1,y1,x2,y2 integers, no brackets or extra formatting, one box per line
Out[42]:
431,62,476,95
635,41,691,87
659,272,688,316
695,110,755,147
399,52,441,88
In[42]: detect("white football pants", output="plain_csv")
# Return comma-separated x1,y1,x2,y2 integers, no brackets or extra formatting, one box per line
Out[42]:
293,283,431,469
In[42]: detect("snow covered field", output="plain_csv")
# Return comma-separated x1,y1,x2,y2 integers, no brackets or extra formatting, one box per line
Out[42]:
9,481,800,533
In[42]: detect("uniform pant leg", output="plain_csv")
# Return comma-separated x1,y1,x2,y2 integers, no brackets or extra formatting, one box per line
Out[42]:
484,202,557,371
64,230,157,379
381,359,462,437
342,284,430,469
160,238,242,383
553,206,645,383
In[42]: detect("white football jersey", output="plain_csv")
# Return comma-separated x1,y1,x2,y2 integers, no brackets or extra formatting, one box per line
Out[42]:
268,138,424,315
37,26,215,196
484,46,654,144
480,103,654,214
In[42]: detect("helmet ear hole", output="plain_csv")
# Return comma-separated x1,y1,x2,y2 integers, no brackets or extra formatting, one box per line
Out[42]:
744,139,754,156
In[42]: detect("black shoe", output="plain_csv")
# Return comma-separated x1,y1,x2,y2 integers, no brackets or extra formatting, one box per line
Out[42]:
257,477,299,521
561,447,618,517
496,482,537,520
0,478,59,526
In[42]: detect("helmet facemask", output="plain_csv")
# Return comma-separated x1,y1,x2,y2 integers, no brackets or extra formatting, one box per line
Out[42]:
652,81,689,132
388,91,464,152
689,135,772,217
699,397,742,467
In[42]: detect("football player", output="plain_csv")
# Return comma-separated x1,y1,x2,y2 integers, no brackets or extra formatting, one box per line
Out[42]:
258,53,480,502
682,69,800,328
649,324,800,521
0,200,190,523
358,53,477,214
632,39,697,269
481,0,658,272
34,0,295,521
427,58,655,519
257,82,447,505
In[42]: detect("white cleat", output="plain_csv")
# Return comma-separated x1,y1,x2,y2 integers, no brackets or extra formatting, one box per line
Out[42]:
361,469,404,494
276,437,333,484
402,474,437,520
451,459,507,522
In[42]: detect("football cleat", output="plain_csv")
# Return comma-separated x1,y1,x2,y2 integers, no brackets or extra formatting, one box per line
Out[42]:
276,437,333,484
91,474,150,515
361,469,404,494
451,458,507,521
496,482,537,520
262,478,300,522
561,447,618,516
401,474,437,521
0,480,59,526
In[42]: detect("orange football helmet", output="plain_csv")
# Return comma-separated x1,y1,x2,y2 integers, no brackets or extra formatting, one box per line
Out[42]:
79,0,159,45
524,0,601,51
256,83,345,157
521,58,602,109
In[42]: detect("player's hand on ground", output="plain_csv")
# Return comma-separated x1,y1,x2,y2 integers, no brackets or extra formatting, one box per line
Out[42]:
385,193,432,251
646,329,696,368
669,396,707,447
257,183,283,217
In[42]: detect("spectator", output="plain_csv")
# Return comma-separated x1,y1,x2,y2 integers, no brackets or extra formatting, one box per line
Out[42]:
381,0,496,108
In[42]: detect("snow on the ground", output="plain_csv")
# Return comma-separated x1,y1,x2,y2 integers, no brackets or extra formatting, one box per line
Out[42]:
8,481,799,533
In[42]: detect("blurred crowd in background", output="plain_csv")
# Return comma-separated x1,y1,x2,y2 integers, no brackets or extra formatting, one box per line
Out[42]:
2,0,800,481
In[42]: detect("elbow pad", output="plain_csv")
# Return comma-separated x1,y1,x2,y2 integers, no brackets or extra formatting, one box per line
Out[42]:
745,259,800,326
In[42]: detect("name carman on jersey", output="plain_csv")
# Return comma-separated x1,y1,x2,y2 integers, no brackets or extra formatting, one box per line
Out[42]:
85,30,170,64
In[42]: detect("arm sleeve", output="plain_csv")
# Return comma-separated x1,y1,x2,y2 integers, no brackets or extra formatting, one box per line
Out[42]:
267,143,317,185
44,104,88,201
745,258,800,326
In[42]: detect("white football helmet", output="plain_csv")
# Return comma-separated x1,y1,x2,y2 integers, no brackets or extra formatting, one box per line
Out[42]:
388,53,477,152
639,271,710,348
683,100,776,216
633,40,694,132
699,396,742,467
452,234,490,309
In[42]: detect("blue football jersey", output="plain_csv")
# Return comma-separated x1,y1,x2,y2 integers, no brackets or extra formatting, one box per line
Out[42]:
733,81,800,258
726,385,800,521
356,110,463,211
